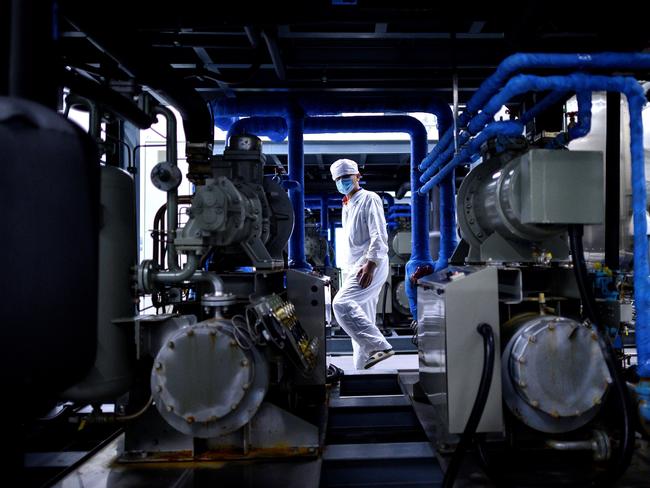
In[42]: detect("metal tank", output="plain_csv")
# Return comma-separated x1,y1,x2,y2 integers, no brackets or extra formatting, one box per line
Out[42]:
63,165,136,402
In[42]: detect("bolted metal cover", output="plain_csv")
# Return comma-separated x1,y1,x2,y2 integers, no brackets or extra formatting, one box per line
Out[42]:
151,320,268,438
503,315,611,433
150,161,182,191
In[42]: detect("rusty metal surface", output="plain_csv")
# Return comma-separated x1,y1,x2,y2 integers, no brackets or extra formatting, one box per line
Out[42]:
51,434,322,488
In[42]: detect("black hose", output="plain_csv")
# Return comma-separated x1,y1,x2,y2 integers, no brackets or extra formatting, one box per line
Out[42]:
442,323,495,488
568,224,636,485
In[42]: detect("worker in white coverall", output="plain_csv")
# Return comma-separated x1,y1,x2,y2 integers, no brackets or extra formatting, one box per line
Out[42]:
330,158,394,369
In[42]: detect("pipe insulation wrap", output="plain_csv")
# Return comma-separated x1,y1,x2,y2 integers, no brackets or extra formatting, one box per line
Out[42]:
419,121,524,193
419,52,650,173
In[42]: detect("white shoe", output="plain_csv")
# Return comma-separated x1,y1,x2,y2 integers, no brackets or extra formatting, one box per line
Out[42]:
364,349,395,369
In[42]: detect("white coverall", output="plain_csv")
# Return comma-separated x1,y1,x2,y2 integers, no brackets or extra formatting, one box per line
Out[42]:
332,188,392,369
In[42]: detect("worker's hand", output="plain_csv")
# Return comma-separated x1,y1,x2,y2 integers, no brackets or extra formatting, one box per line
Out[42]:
356,261,377,288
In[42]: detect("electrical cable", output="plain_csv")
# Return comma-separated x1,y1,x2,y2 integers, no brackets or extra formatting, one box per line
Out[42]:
568,224,636,485
441,323,495,488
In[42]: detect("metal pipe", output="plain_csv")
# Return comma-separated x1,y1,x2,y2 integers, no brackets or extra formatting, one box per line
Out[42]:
546,440,596,451
287,108,311,270
546,431,611,462
320,196,329,238
152,253,200,284
605,91,622,271
329,221,337,267
152,106,179,270
190,270,224,295
62,70,156,130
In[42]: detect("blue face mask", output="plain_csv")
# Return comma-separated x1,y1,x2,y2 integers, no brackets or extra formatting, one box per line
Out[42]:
336,176,355,195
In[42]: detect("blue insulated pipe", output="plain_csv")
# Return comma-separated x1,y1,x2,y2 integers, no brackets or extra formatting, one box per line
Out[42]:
227,116,286,144
419,53,650,174
419,121,525,193
418,90,570,184
421,74,633,192
212,95,453,129
549,91,592,147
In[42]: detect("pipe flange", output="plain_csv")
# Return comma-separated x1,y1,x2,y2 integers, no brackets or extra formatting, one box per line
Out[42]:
151,320,268,438
151,161,182,191
457,157,501,248
137,259,157,294
502,315,610,433
201,292,237,308
592,429,611,461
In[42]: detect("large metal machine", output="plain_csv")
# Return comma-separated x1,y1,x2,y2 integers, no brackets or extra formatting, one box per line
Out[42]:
416,140,631,479
62,134,330,461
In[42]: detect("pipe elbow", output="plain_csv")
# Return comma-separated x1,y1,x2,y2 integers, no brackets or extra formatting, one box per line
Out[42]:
152,253,200,284
190,270,225,295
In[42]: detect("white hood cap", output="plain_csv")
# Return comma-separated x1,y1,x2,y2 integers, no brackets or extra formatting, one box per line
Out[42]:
330,158,359,180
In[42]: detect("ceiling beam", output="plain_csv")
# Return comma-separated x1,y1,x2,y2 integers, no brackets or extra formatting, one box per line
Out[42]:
261,28,286,81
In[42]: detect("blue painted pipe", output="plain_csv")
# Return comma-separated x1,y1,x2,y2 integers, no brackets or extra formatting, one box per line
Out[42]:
419,130,470,183
419,52,650,173
227,116,286,143
419,121,524,193
212,95,453,130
